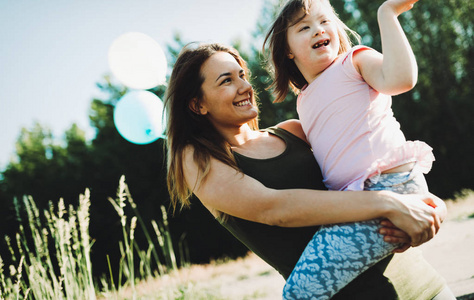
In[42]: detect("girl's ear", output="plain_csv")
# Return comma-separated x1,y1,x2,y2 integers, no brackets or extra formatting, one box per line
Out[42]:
189,98,207,115
288,52,295,59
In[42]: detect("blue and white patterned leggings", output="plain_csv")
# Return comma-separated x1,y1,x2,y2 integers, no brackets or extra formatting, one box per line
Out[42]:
283,168,429,300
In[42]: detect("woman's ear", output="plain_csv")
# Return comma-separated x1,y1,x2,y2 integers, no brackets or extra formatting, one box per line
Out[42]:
189,98,207,115
288,52,295,59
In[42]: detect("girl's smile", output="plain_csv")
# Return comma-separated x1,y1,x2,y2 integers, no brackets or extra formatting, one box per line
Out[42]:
312,38,330,49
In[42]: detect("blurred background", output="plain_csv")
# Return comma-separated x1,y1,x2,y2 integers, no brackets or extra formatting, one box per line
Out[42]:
0,0,472,280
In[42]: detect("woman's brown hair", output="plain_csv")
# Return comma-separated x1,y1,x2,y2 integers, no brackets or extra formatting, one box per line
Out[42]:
164,43,258,216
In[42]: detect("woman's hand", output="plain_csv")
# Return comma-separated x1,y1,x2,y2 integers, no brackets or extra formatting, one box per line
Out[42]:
426,192,448,223
384,192,445,247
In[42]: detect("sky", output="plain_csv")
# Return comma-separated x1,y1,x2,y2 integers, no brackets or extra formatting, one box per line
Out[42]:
0,0,265,170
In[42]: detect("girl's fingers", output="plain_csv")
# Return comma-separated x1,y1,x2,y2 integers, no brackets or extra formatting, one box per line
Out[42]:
380,226,411,252
380,219,397,228
380,226,411,244
383,234,411,244
392,243,411,253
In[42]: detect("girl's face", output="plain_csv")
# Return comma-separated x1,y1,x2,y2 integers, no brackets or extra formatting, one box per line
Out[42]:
196,52,258,130
286,2,340,84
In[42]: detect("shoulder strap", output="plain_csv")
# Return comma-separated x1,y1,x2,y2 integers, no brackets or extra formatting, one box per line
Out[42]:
264,126,311,150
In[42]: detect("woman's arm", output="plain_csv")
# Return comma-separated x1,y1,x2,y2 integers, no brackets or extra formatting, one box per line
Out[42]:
183,146,443,246
278,119,446,248
354,0,419,95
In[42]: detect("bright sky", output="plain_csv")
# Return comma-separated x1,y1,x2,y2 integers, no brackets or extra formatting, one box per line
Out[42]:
0,0,265,170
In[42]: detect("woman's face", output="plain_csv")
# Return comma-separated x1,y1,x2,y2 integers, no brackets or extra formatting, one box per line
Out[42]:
196,52,258,130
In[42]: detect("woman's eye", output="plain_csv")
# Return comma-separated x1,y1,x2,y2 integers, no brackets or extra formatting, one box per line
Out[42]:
221,78,231,85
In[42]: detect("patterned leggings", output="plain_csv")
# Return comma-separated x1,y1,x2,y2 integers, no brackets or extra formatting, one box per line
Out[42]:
282,169,429,300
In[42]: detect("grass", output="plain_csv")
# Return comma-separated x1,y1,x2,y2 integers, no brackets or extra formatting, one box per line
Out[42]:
112,253,285,300
444,189,474,221
0,176,185,300
1,182,473,299
1,190,95,299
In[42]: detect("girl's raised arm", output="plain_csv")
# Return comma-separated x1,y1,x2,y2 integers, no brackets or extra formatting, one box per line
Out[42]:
354,0,419,95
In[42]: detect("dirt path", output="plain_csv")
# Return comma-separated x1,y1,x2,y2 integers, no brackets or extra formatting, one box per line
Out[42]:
419,217,474,298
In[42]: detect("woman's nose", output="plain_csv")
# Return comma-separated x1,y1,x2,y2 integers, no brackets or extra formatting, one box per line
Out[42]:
239,78,252,94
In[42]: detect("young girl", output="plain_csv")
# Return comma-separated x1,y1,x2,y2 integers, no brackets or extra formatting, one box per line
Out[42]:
264,0,447,299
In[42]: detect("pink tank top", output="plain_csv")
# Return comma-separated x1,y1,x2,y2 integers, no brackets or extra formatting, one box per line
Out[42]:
297,46,434,191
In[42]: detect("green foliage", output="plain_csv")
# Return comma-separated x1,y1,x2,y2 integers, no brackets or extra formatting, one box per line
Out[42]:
337,0,474,197
234,0,474,197
0,1,472,280
245,0,299,128
0,179,183,300
1,192,95,299
1,122,91,208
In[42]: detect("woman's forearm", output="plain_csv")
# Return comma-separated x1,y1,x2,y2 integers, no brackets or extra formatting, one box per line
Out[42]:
261,189,394,227
263,188,441,246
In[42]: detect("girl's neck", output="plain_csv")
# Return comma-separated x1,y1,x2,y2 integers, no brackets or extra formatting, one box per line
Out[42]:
304,56,340,85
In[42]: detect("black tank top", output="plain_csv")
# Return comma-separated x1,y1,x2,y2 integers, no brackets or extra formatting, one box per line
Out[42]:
220,127,324,279
220,127,398,299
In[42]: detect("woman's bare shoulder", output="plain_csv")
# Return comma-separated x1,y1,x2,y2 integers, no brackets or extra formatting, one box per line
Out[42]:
275,119,308,144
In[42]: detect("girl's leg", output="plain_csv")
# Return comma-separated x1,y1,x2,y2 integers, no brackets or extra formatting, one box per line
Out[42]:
283,170,428,300
282,219,397,299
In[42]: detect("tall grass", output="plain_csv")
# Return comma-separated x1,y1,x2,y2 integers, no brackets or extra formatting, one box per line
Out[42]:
102,176,183,299
0,191,95,299
0,176,183,300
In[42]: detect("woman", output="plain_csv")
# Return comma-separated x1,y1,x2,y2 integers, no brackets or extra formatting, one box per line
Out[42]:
164,43,451,299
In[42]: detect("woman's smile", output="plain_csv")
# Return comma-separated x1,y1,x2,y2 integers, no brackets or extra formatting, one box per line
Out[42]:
234,99,252,107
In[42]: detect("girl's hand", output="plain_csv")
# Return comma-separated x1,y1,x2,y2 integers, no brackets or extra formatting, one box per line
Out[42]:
379,219,411,253
381,0,420,16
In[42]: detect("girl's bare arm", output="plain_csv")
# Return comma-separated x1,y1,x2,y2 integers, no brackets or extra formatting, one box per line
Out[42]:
354,0,419,95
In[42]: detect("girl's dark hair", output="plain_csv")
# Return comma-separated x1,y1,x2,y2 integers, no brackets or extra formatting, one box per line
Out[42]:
263,0,360,103
164,43,258,215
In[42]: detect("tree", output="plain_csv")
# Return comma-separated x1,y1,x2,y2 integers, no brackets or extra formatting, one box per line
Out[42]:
243,0,474,197
0,122,92,268
245,0,300,128
336,0,474,197
1,0,472,278
0,122,87,206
